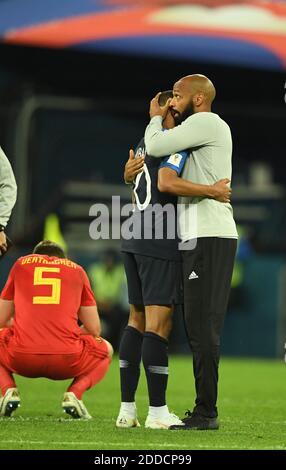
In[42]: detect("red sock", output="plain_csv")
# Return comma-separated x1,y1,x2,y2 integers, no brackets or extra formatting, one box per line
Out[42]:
68,357,110,400
0,364,16,396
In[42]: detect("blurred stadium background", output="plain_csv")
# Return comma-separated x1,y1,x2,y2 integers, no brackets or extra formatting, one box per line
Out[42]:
0,0,285,362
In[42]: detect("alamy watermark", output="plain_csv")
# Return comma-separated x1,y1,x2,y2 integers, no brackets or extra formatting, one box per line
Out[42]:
89,196,197,251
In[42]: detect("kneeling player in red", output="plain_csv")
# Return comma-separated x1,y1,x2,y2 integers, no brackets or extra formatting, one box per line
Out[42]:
0,240,113,419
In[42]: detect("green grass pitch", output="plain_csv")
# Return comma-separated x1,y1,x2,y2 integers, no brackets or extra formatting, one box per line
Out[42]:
0,356,285,450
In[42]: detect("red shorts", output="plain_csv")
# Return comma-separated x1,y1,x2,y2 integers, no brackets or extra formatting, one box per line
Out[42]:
0,328,109,380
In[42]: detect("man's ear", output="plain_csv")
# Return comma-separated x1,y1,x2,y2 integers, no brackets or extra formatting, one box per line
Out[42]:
194,92,204,107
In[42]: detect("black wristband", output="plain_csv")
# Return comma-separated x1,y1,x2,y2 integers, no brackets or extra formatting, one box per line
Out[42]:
0,225,5,232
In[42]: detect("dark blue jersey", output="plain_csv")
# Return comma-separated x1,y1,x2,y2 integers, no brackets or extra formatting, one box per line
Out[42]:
121,137,188,261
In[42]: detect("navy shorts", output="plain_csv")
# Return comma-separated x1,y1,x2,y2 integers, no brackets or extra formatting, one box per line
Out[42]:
122,252,183,306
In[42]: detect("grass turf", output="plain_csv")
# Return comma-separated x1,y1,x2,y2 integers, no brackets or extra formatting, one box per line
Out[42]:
0,356,285,450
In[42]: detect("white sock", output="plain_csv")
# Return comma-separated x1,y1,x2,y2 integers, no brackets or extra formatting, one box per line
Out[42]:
148,405,169,419
120,402,136,416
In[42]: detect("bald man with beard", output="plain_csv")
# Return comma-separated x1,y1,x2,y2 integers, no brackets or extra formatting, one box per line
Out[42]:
145,74,238,430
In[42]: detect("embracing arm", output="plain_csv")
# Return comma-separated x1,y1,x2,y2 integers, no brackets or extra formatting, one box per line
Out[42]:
158,167,231,202
145,114,216,158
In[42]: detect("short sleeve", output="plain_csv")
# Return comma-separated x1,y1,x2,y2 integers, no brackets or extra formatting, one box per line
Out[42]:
80,268,97,307
159,150,188,176
1,263,17,300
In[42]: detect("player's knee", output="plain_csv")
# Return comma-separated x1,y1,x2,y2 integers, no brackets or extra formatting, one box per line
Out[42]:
128,304,145,333
146,317,173,340
128,317,145,333
163,319,173,338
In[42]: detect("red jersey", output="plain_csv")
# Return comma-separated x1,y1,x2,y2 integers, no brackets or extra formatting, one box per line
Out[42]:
1,254,96,354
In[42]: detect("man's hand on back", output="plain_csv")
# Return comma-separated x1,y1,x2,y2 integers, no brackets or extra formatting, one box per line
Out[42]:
0,231,7,256
124,149,145,184
211,179,232,203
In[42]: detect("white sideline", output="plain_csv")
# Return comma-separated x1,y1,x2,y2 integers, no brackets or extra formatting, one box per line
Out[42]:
0,440,285,450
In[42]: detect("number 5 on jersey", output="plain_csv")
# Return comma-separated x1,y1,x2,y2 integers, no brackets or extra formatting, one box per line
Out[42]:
33,267,61,304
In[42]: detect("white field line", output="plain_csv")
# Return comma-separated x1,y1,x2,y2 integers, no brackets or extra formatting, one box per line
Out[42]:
0,417,286,425
0,440,286,450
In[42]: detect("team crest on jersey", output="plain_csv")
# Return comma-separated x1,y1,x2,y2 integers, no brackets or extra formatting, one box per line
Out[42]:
95,336,103,343
167,153,183,167
135,147,146,159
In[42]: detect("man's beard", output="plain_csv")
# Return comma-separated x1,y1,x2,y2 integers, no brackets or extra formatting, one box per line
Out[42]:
172,99,194,124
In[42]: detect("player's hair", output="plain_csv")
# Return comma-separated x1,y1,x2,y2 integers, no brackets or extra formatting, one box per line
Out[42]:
32,240,66,259
159,90,173,106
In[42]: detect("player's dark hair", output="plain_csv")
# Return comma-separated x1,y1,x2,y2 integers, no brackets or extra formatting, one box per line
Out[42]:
158,90,173,106
33,240,66,259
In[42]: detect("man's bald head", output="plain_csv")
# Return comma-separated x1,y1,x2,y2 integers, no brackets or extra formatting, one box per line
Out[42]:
170,74,216,123
179,74,216,104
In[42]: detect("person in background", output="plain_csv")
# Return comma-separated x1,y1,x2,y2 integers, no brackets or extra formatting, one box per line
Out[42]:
88,249,128,351
0,147,17,255
229,225,253,309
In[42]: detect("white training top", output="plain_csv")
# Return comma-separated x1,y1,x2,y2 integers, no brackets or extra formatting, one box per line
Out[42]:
144,112,238,241
0,146,17,227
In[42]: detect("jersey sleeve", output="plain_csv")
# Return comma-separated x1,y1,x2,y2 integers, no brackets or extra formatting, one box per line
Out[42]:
159,150,188,176
80,268,97,307
1,262,17,300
